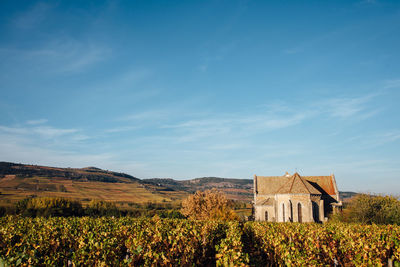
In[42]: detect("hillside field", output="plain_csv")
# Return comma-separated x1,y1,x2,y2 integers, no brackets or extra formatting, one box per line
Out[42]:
0,162,255,209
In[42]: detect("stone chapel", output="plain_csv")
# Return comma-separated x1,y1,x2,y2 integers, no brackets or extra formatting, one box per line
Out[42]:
253,172,342,222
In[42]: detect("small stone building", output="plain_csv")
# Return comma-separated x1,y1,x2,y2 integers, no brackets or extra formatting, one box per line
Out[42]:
254,172,341,222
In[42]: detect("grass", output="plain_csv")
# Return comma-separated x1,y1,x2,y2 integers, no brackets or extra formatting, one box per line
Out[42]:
0,175,188,208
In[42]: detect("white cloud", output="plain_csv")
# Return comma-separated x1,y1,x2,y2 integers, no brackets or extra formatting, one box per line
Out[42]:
158,105,309,144
0,126,29,135
0,124,79,140
60,45,108,72
384,79,400,89
381,131,400,143
359,0,377,4
320,93,379,119
32,126,78,139
283,48,302,54
32,39,110,73
104,126,140,133
198,41,236,72
26,118,48,125
340,130,400,152
112,92,380,147
0,38,110,74
13,2,51,29
120,110,171,122
0,135,113,169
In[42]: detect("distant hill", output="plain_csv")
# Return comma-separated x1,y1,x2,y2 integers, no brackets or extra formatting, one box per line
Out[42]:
143,177,253,201
0,162,187,205
0,162,139,183
0,162,357,205
339,191,359,201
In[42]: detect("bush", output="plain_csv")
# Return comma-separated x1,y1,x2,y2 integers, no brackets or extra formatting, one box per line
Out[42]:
181,189,238,221
85,199,120,217
158,209,185,219
16,197,83,217
339,194,400,225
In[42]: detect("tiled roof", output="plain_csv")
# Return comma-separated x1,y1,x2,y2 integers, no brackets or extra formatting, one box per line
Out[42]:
302,176,336,195
276,172,321,194
255,176,288,195
255,173,337,196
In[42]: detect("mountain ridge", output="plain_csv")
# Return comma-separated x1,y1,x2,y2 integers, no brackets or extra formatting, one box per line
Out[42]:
0,162,357,204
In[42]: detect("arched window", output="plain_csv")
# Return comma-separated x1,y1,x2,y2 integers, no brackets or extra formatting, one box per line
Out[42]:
289,201,293,222
312,201,319,222
282,203,285,222
298,203,302,223
265,211,268,221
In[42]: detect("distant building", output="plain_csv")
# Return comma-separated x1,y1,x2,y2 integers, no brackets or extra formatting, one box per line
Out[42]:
253,172,342,222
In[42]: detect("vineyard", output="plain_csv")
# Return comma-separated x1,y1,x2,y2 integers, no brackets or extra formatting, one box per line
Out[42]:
0,216,399,266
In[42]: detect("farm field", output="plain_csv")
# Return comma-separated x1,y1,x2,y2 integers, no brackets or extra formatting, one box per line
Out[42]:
0,162,256,210
0,176,188,207
0,216,399,266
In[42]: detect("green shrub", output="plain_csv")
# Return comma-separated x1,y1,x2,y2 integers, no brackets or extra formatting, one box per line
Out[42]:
340,194,400,225
16,197,83,217
85,199,120,217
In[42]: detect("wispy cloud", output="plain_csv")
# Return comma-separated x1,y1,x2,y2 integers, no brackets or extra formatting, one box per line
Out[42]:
31,39,110,73
0,124,79,140
343,130,400,150
86,68,157,96
283,48,302,55
32,126,78,139
0,38,110,74
0,134,114,169
381,131,400,143
0,126,29,135
104,126,140,133
26,118,48,125
160,105,309,144
320,93,379,119
114,92,379,145
198,42,236,72
13,2,51,29
358,0,378,5
384,79,400,89
120,110,171,122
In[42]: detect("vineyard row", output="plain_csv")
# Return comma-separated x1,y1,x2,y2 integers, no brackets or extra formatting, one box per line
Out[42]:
0,216,399,266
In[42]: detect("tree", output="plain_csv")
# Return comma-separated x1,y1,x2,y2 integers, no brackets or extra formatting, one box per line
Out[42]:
85,199,120,217
338,194,400,225
16,197,83,217
181,189,238,221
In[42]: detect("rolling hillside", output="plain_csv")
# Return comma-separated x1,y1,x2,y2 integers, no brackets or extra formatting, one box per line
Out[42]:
0,162,188,205
142,177,253,201
0,162,356,206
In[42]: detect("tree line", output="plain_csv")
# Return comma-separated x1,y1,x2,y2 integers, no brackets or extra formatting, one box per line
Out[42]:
332,193,400,225
0,197,185,218
1,190,399,225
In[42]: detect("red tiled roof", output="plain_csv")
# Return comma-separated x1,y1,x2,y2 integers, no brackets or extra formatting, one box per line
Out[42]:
276,172,321,194
255,173,337,196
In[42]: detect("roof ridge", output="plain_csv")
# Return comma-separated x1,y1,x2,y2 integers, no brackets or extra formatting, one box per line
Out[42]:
275,175,290,194
257,173,335,195
296,173,312,194
288,173,296,192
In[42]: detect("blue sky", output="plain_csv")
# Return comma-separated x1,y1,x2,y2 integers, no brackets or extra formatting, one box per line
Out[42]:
0,0,400,194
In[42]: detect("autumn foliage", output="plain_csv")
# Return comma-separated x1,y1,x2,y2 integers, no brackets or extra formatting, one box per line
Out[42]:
181,189,238,221
336,194,400,225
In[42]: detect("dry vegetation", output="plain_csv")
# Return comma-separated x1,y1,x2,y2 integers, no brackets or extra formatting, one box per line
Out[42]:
181,189,238,221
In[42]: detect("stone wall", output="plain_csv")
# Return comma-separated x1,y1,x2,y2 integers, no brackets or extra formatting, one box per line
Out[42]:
254,205,276,221
255,194,323,223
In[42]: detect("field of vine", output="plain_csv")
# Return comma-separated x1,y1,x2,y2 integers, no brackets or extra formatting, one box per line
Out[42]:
0,216,399,266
